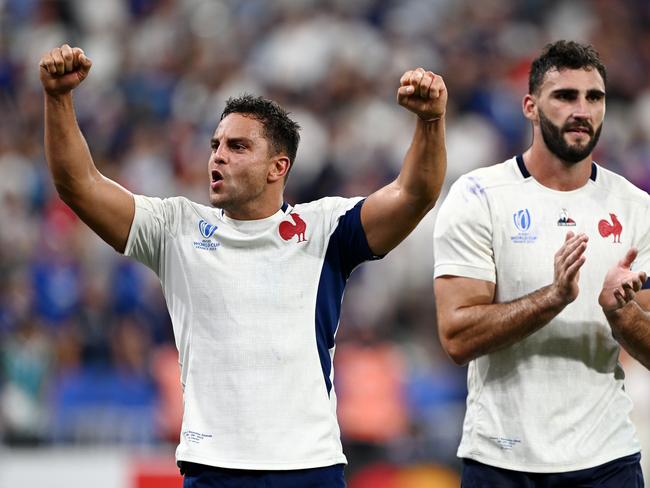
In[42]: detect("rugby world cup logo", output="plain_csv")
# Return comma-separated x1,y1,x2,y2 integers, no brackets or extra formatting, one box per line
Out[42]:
199,219,218,239
513,209,531,232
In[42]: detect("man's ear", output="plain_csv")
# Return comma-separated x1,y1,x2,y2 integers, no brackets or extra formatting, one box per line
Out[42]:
522,93,537,122
268,156,290,183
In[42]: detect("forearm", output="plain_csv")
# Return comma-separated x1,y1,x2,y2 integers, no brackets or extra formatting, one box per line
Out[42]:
444,284,566,365
361,117,447,255
44,93,100,200
395,117,446,215
605,301,650,369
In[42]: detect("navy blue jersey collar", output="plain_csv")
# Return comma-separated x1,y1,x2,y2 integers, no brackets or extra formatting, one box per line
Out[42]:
515,154,597,182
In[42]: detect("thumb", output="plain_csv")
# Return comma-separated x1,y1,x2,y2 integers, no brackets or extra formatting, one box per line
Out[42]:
619,247,638,269
72,48,92,73
79,52,92,72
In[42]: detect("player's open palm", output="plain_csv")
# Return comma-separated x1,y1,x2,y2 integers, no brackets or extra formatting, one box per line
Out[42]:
552,231,588,304
397,68,447,122
39,44,92,96
598,248,647,312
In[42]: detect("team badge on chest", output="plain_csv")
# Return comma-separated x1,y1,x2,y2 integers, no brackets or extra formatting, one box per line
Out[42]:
279,213,308,242
598,213,622,243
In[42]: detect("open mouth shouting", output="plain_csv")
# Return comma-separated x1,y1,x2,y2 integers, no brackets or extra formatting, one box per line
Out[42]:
210,169,224,190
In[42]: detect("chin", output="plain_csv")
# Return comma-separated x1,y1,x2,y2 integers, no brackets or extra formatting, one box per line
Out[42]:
209,194,222,208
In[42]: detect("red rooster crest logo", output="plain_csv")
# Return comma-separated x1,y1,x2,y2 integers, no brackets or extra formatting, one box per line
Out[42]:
598,213,622,243
279,213,307,242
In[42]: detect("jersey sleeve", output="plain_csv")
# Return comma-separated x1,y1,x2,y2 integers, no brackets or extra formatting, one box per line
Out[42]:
123,194,179,274
433,175,496,282
320,196,383,278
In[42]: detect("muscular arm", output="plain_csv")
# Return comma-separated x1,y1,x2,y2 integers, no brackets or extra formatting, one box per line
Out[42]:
362,68,447,256
435,232,588,365
41,45,134,253
435,277,567,365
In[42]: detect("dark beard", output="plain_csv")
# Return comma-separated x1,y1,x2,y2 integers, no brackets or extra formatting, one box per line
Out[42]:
538,109,602,164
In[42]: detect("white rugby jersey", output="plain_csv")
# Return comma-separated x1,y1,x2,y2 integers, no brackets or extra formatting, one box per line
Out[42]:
125,195,380,470
434,155,650,472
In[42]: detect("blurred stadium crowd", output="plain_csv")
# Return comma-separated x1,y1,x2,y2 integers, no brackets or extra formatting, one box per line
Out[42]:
1,0,650,484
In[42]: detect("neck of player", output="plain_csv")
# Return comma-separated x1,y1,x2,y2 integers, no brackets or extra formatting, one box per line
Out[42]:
522,142,593,192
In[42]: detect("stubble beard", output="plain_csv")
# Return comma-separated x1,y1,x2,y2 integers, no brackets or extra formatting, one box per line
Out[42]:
538,109,602,164
209,177,267,215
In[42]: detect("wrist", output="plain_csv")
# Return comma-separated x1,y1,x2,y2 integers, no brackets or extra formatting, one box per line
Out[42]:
545,284,572,311
44,90,73,106
418,113,445,123
43,86,72,98
603,300,637,320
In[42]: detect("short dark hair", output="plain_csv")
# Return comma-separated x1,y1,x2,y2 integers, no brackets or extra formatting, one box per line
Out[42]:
221,95,301,177
529,40,607,95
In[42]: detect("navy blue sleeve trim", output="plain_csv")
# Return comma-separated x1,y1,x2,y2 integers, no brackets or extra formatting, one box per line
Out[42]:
313,199,384,396
332,199,383,278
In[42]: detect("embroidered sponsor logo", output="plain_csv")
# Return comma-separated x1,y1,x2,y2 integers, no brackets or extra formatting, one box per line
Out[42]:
598,213,622,243
557,208,576,226
193,219,220,251
511,208,537,243
279,213,307,242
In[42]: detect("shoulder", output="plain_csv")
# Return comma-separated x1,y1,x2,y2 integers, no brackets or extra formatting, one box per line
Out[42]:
451,157,525,194
445,157,523,206
293,196,365,216
136,195,212,215
594,164,650,205
133,195,217,234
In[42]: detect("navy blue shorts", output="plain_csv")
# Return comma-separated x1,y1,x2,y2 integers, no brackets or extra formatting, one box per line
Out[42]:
461,453,644,488
180,461,346,488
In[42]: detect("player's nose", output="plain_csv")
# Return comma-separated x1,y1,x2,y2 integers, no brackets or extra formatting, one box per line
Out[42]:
210,146,227,165
571,97,592,120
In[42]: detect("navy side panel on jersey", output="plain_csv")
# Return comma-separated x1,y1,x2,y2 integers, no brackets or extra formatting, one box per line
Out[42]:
314,199,382,395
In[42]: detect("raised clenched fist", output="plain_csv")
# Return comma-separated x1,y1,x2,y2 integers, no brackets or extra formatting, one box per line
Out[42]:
397,68,447,122
39,44,92,97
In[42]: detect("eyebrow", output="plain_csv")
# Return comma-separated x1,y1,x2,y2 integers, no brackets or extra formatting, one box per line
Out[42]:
587,89,606,97
551,88,606,97
210,136,253,146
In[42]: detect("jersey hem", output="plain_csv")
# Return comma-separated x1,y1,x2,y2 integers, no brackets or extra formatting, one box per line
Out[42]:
434,263,496,282
460,447,641,473
176,452,348,471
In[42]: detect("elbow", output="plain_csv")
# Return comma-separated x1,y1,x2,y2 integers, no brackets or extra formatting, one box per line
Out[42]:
439,332,472,366
54,182,72,201
53,174,95,209
54,183,80,209
443,341,471,366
